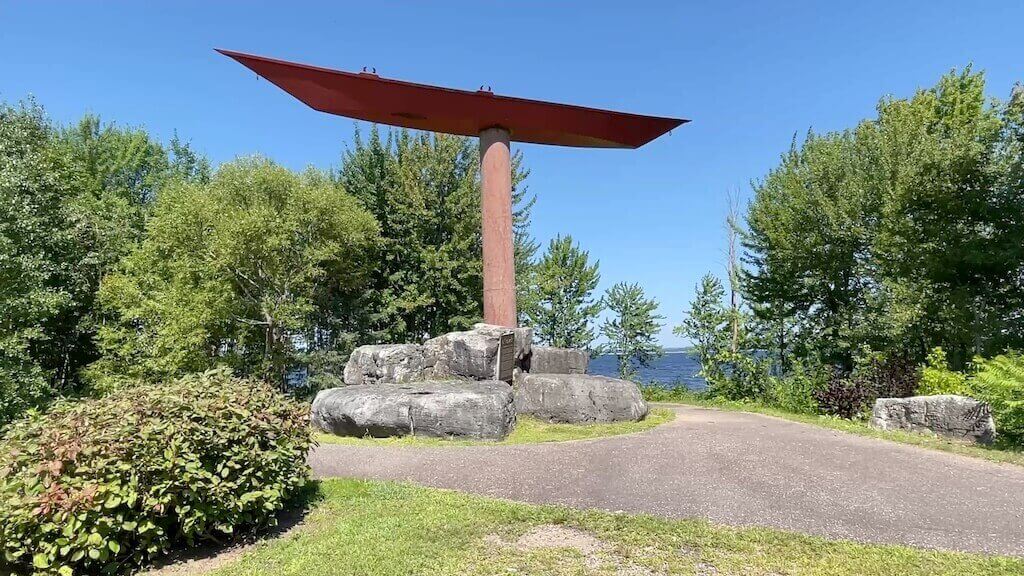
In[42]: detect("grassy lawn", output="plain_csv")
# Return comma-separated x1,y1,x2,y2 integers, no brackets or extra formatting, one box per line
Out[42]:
314,407,675,446
209,478,1021,576
644,388,1024,467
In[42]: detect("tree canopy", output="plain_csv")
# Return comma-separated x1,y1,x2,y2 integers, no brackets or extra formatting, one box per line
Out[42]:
523,235,603,350
337,126,536,343
91,157,379,388
744,68,1024,370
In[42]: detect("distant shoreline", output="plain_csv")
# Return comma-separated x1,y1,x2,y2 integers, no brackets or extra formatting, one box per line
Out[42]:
595,348,695,355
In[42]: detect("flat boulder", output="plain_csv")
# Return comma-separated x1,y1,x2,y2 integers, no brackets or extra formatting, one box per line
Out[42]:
525,346,589,374
312,380,516,440
342,344,433,385
871,395,995,444
514,373,648,423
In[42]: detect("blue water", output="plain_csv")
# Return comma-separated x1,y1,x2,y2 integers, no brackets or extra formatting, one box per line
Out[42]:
588,352,707,390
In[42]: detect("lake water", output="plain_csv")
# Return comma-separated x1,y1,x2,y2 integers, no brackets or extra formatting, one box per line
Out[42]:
588,352,707,390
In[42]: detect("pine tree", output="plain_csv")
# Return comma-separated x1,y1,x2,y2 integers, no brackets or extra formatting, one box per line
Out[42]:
523,235,602,350
675,274,730,383
600,282,664,380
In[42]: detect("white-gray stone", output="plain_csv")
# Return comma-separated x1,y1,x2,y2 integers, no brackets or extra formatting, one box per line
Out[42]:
311,380,516,440
342,344,433,386
871,395,995,444
426,324,533,380
342,325,534,385
526,346,589,374
472,323,533,364
514,373,648,423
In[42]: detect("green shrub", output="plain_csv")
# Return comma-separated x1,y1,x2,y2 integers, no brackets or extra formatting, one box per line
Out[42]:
0,368,312,575
765,363,823,415
917,347,969,396
639,383,697,403
970,353,1024,447
706,351,772,401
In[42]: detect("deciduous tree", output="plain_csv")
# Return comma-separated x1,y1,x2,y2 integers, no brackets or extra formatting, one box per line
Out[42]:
523,235,602,350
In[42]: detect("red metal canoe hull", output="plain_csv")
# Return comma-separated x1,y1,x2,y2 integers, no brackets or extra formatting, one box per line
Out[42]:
217,49,687,149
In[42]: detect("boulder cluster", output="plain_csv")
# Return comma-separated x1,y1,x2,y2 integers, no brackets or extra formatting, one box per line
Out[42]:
312,323,648,440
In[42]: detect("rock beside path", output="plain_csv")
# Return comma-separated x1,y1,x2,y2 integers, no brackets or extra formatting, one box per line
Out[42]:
514,373,648,423
312,380,516,440
525,346,589,374
871,395,995,444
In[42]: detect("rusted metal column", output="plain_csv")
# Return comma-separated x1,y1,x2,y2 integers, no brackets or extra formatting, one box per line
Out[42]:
479,126,517,327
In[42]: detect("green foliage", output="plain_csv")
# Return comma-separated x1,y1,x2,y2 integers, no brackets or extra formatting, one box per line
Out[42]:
599,282,664,380
675,274,729,383
0,368,312,575
90,157,379,388
744,68,1024,371
917,347,969,395
764,362,824,415
0,101,78,424
0,100,207,424
337,126,535,343
970,352,1024,447
522,235,602,350
675,273,772,401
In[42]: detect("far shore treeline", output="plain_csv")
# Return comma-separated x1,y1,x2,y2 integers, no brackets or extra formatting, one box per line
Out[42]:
2,67,1023,446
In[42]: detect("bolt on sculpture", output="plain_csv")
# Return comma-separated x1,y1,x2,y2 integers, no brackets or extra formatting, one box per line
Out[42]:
217,49,687,327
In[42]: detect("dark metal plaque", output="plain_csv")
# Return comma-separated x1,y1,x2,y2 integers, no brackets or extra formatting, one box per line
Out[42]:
496,332,515,383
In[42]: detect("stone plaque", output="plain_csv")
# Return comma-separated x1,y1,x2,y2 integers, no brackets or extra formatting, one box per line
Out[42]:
496,332,515,383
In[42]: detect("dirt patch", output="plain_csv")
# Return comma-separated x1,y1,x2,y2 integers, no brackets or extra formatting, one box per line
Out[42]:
514,524,609,556
484,524,665,576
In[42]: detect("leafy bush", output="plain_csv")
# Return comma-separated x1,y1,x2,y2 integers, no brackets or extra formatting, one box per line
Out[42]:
706,351,772,401
765,363,823,415
0,368,312,575
639,383,698,403
970,353,1024,447
917,347,969,396
815,371,873,419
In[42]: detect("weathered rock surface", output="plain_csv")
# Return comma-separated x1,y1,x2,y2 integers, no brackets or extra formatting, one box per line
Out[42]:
473,323,533,365
425,324,533,380
311,380,516,439
871,395,995,444
342,344,433,385
514,373,648,423
342,324,533,385
525,346,589,374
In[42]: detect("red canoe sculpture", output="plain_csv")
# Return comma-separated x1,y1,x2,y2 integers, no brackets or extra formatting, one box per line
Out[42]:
216,49,687,149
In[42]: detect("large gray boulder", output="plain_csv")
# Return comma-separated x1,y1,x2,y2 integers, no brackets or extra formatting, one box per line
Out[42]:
525,346,589,374
311,380,516,440
871,395,995,444
514,373,648,423
425,324,533,380
342,324,533,385
342,344,433,385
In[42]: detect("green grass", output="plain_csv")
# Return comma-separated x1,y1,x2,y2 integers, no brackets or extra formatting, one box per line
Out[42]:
314,408,675,446
643,387,1024,467
209,478,1022,576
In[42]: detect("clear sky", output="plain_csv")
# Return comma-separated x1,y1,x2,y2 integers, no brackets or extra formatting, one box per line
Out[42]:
2,1,1022,346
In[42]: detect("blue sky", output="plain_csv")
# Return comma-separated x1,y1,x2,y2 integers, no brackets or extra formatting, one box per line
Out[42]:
2,1,1022,346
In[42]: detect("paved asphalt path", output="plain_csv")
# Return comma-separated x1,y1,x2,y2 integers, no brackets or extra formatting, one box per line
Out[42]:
309,405,1024,556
